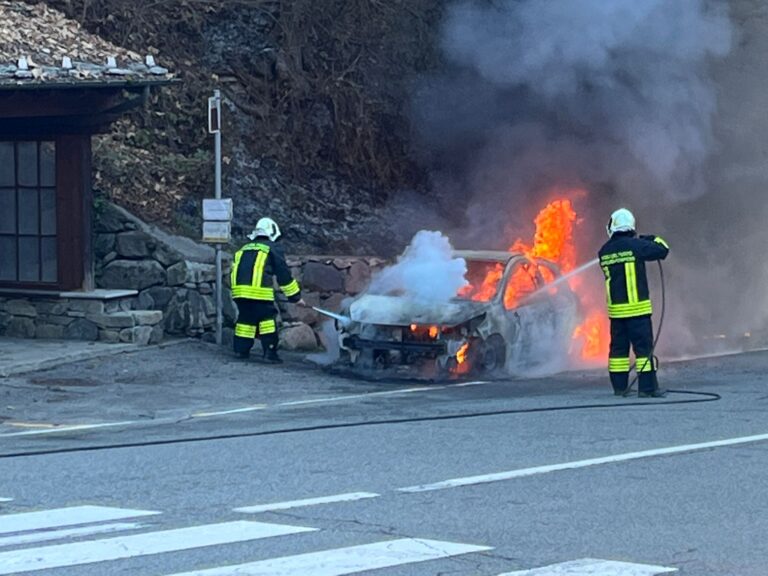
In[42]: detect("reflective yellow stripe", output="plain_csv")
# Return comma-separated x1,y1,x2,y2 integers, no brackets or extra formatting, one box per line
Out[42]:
281,279,300,297
235,323,257,338
654,236,669,249
625,261,638,304
258,319,277,335
252,250,268,289
636,356,655,372
607,300,653,318
608,357,631,372
231,250,242,287
603,266,612,306
231,286,275,300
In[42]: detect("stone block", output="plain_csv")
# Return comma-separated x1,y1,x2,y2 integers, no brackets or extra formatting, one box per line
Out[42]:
153,243,182,267
132,310,163,326
95,202,129,233
345,261,371,294
5,317,35,338
101,260,165,290
99,329,121,344
280,323,319,351
301,262,344,293
64,318,98,341
149,324,164,345
145,287,174,310
36,324,65,339
39,314,76,326
4,299,37,317
87,312,136,329
118,326,153,345
116,231,155,258
166,262,188,286
94,233,116,258
67,300,105,314
186,262,216,284
36,301,69,315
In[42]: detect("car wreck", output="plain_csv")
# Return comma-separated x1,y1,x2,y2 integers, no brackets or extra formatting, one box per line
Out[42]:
323,250,580,380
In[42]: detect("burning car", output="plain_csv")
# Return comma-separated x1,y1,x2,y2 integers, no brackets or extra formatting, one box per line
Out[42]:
328,250,580,380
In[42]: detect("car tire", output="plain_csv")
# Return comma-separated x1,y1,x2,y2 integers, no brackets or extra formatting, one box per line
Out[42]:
477,334,506,373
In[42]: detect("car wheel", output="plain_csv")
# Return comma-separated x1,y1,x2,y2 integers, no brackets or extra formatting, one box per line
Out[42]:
477,334,506,373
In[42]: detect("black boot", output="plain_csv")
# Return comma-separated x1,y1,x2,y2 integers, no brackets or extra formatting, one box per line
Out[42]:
262,334,283,364
638,372,666,397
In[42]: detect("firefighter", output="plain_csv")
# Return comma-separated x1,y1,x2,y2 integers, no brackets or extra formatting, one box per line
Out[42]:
231,217,304,363
599,208,669,398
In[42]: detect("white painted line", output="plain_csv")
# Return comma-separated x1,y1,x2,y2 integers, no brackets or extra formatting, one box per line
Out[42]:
234,492,380,513
277,387,437,406
500,557,677,575
0,522,144,548
399,431,768,493
0,520,316,575
193,405,266,417
0,505,160,535
163,537,492,576
0,420,143,437
0,499,11,503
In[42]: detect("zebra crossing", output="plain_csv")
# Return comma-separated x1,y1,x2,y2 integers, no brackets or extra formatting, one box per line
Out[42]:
0,500,678,575
0,502,492,575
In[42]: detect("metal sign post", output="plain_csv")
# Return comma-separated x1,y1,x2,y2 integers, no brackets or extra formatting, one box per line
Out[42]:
208,90,223,345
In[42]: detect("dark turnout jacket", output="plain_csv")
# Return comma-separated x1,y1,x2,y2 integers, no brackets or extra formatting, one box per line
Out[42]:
598,232,669,319
231,238,301,303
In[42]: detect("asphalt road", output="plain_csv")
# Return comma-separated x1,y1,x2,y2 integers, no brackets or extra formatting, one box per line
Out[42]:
0,341,766,575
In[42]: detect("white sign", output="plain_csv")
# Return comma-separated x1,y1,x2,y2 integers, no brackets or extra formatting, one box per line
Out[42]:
202,221,231,244
208,96,221,134
203,198,233,221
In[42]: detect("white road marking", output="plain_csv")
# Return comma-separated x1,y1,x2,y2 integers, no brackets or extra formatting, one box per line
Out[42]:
499,557,677,575
0,420,143,437
193,405,266,417
399,431,768,492
277,387,438,406
163,538,492,576
0,520,316,575
0,499,11,503
0,522,144,547
234,492,380,513
0,380,490,437
0,505,159,535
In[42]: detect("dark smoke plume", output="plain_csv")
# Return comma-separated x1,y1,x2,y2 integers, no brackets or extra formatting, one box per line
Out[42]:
411,0,732,240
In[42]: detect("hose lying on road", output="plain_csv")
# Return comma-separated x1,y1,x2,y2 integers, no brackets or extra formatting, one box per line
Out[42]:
0,389,720,459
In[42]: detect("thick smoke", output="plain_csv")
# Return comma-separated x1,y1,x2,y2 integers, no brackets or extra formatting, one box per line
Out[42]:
411,0,732,234
406,0,752,355
368,230,468,303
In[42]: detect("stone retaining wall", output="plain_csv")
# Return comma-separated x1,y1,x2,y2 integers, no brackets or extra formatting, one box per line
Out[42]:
0,293,163,344
94,202,232,338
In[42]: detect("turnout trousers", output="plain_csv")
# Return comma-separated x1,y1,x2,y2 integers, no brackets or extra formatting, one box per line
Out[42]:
233,299,278,358
608,315,658,395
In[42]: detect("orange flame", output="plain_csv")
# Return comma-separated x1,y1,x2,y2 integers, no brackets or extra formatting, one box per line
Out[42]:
457,196,609,362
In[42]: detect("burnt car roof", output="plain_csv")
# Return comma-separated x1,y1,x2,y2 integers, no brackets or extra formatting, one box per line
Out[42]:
453,250,523,263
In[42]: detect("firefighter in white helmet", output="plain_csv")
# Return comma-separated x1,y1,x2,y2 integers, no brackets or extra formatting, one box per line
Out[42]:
598,208,670,397
230,217,304,363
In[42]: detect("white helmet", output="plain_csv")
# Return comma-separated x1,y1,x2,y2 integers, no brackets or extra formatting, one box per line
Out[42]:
248,217,281,241
607,208,636,237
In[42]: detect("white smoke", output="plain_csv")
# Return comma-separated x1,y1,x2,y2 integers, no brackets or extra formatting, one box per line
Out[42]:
367,230,468,303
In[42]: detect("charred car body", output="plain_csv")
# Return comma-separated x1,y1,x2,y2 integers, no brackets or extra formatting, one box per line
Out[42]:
329,251,580,380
